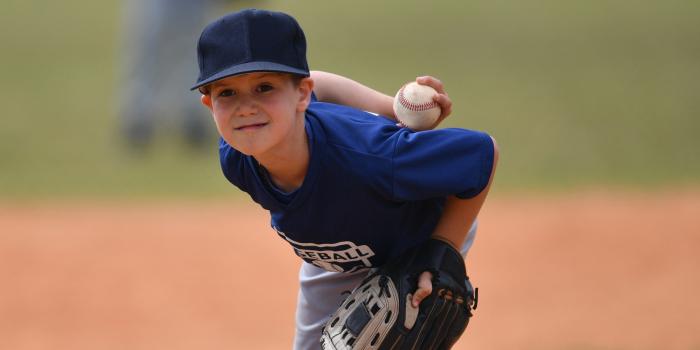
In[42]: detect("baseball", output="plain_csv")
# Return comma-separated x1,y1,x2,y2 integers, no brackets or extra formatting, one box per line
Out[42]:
393,82,441,131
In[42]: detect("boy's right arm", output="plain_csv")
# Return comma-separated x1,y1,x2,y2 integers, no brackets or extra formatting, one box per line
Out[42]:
310,71,396,119
310,71,453,126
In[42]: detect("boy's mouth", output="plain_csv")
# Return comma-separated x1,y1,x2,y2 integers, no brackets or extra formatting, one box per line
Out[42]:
235,122,268,131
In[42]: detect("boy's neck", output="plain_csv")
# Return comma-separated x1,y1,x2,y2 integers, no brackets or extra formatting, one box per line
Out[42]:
255,114,309,193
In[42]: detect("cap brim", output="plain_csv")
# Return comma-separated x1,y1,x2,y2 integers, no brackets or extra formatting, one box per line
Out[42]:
191,61,309,90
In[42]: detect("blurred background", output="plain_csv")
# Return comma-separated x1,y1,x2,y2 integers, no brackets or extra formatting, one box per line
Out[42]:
1,0,699,349
1,0,697,198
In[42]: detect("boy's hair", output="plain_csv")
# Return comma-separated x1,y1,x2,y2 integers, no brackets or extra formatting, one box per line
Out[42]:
197,73,306,96
191,9,309,92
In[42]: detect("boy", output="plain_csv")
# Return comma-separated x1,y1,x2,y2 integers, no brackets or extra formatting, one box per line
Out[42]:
192,9,498,349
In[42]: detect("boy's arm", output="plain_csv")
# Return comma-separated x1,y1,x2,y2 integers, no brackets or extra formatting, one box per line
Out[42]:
431,137,499,248
413,136,499,306
310,71,452,125
311,71,395,119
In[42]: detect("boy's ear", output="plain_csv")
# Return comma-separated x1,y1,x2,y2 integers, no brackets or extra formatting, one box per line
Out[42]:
200,94,213,111
296,77,314,113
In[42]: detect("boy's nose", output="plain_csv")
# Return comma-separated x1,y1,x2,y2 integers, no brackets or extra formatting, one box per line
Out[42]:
235,100,258,117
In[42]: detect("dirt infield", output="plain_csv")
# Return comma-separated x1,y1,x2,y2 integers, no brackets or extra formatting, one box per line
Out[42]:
1,191,699,350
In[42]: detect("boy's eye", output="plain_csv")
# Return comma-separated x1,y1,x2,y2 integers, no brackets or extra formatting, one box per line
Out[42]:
257,84,274,93
218,89,234,97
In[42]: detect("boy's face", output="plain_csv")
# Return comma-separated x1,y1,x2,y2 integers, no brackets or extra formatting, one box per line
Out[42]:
200,72,313,157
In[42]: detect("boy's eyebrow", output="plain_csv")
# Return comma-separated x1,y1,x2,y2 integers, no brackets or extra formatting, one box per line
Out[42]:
210,72,283,89
253,72,283,79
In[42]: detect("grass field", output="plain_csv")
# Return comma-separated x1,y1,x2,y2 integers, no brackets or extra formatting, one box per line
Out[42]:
1,0,698,198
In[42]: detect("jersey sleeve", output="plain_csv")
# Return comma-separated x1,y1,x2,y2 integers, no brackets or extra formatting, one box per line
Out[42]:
391,128,494,201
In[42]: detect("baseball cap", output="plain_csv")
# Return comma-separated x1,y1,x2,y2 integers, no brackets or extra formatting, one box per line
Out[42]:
191,9,310,91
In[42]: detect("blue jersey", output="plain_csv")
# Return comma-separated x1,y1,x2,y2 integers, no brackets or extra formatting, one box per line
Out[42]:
219,101,494,273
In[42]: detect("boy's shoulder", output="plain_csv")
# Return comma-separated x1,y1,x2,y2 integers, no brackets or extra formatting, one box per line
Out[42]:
307,101,395,128
305,101,491,155
306,101,399,156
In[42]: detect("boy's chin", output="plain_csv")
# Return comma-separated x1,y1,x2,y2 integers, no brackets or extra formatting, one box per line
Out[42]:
228,142,265,158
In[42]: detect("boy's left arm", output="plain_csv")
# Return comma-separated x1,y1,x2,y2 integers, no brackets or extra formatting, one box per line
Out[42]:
431,138,498,248
412,136,499,306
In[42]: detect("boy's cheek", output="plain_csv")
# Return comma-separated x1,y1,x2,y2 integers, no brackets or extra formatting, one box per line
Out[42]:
212,110,229,126
214,118,229,133
210,117,228,137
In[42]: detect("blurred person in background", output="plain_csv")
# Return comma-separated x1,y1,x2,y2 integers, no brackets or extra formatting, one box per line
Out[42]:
118,0,227,153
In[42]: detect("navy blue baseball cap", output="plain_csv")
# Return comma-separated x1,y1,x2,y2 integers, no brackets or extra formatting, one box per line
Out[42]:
191,9,310,91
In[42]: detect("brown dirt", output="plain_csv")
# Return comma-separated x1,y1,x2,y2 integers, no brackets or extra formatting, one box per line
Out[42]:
1,190,699,350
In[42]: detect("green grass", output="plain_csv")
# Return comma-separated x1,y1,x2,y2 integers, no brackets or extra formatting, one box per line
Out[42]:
1,0,698,198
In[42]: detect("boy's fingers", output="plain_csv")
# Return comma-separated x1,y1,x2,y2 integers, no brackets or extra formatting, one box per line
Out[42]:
416,76,430,84
416,76,445,94
412,271,434,307
433,94,452,109
433,94,452,120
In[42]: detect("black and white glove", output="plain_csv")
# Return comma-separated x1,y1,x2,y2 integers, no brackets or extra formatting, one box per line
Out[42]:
320,238,477,349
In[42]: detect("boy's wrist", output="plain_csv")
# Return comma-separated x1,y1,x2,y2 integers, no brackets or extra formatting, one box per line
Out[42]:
429,234,461,252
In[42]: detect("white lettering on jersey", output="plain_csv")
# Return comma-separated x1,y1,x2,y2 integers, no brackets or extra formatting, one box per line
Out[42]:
273,226,376,273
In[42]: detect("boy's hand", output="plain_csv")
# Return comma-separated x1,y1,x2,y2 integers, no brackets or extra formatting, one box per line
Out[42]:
396,76,452,129
413,76,452,128
411,270,434,307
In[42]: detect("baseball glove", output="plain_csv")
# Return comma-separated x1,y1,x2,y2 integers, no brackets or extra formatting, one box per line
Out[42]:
320,238,477,350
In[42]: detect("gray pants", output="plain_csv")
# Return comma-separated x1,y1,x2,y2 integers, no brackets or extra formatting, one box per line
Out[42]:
293,222,478,350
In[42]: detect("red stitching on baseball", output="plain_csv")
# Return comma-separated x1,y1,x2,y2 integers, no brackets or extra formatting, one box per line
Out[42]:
398,85,439,112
